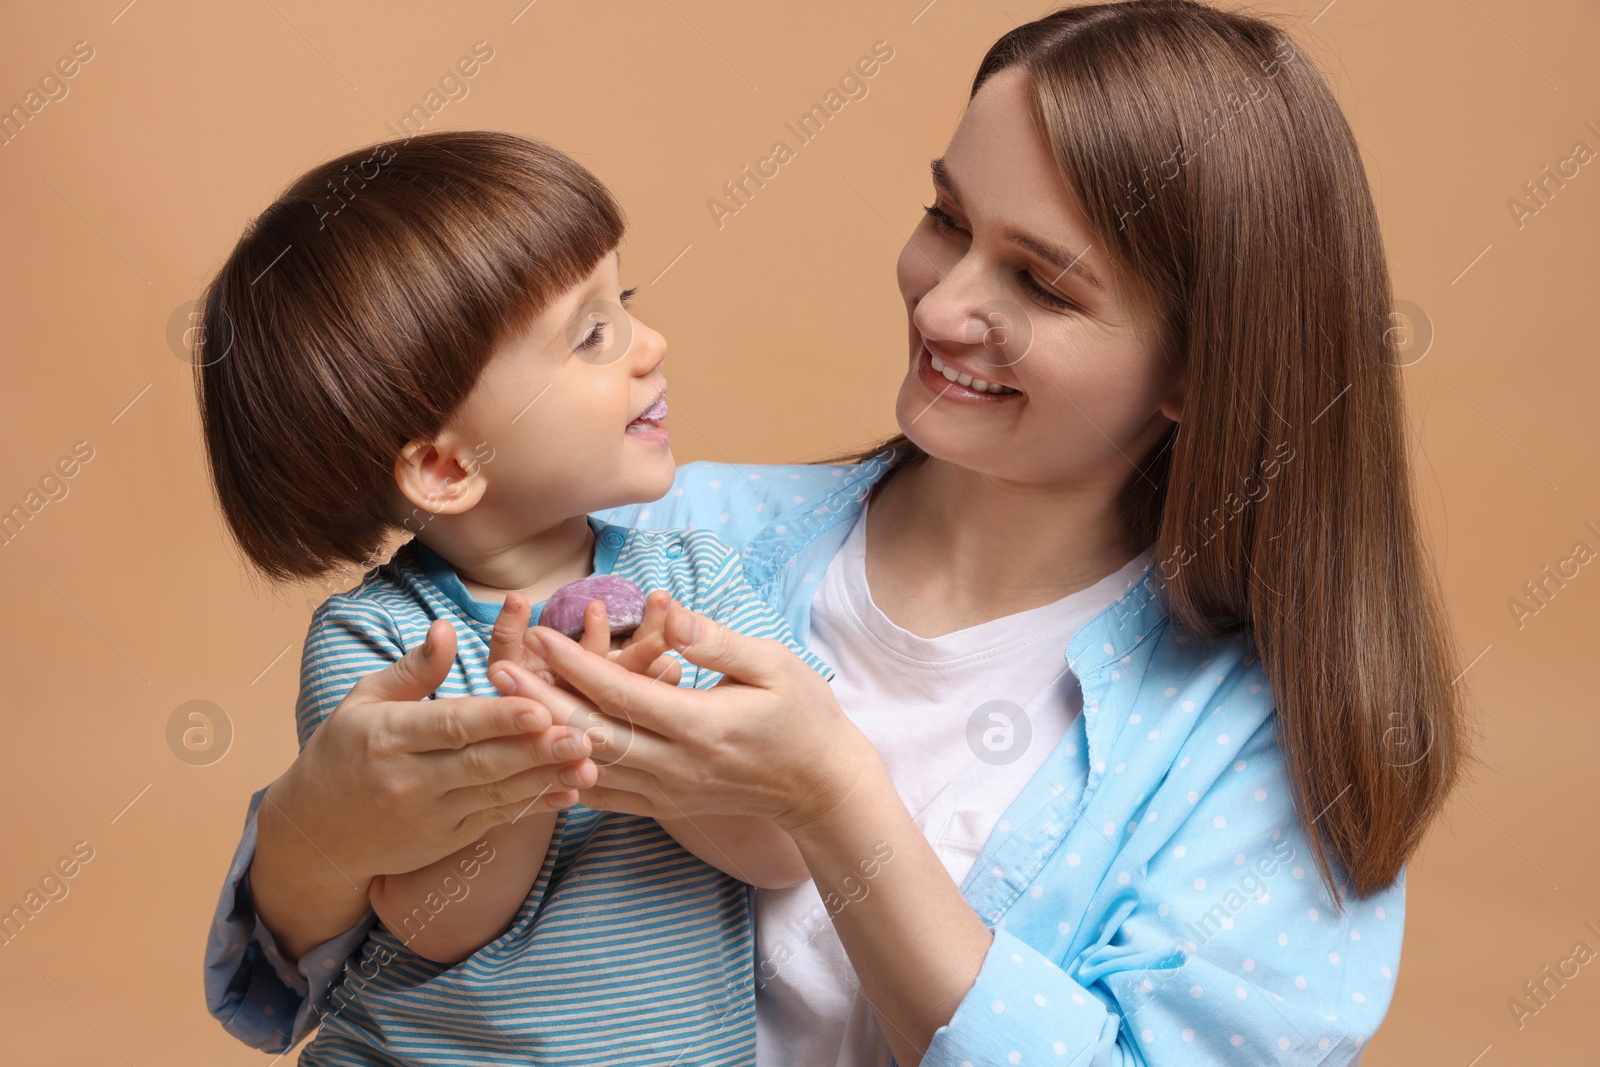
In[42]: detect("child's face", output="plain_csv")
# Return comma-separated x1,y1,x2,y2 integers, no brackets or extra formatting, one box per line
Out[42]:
422,251,673,530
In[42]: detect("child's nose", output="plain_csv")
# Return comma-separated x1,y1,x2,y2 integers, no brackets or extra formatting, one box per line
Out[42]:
631,320,667,374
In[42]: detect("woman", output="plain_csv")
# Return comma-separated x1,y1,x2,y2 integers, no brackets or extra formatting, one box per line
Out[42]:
206,2,1462,1063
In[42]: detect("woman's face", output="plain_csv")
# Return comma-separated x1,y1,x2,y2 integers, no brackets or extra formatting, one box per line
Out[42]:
894,68,1183,493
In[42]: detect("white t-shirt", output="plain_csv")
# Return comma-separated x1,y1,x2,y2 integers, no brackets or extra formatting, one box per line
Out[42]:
754,499,1155,1066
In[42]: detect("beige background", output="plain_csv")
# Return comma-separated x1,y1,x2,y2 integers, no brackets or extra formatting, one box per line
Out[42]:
0,0,1595,1062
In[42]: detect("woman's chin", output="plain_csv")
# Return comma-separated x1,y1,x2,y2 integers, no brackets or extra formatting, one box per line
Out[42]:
893,381,968,468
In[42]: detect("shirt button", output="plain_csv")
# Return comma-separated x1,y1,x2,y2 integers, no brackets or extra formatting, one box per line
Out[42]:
601,530,625,549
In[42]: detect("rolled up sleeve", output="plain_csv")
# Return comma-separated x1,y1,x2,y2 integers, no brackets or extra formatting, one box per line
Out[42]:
923,926,1124,1066
916,713,1402,1066
203,787,376,1053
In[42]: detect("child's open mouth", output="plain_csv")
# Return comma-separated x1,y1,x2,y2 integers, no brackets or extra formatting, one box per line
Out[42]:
626,392,669,439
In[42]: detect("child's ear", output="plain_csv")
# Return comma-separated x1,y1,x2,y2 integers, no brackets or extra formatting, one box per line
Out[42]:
394,435,488,517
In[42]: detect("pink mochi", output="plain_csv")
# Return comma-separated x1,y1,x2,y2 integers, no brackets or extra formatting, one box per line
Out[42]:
540,574,647,639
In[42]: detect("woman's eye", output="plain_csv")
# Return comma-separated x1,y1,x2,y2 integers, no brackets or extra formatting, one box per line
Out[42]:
921,203,966,236
1017,270,1074,311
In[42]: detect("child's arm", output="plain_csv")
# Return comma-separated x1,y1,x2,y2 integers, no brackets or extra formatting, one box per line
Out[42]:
655,813,809,888
368,813,556,964
372,597,670,964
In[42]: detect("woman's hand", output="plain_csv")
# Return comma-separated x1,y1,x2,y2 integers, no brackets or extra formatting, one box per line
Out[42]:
486,599,881,834
486,589,684,690
252,616,599,962
490,600,994,1066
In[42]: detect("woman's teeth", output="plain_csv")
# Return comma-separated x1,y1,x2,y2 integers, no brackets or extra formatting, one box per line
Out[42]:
930,353,1018,394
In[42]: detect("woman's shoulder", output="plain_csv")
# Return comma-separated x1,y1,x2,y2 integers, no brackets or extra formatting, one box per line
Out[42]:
594,459,861,549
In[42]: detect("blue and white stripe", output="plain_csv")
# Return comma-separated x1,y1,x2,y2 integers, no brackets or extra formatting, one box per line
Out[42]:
291,517,831,1066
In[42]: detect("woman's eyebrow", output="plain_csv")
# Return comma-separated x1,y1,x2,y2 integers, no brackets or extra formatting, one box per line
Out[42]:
929,157,1105,293
1011,233,1104,293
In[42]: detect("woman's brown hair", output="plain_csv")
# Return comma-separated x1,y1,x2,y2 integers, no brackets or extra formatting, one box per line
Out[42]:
193,130,625,583
836,0,1464,901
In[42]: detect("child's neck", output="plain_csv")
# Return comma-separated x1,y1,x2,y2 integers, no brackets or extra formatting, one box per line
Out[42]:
417,514,596,607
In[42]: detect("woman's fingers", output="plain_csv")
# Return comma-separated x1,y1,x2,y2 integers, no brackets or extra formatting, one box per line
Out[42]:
644,652,683,687
459,787,583,839
387,694,552,754
344,619,457,705
425,723,594,790
663,600,788,689
524,626,693,739
445,754,597,817
510,666,689,773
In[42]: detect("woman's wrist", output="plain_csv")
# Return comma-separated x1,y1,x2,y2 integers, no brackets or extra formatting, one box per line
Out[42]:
778,734,893,851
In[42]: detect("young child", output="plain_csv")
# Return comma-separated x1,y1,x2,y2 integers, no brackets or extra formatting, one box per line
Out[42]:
193,130,833,1066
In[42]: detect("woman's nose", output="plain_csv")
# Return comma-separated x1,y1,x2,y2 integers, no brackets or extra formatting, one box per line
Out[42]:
913,263,992,348
912,262,1033,367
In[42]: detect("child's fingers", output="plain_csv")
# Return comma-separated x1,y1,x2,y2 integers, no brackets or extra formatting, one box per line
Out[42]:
633,590,671,643
487,594,533,670
644,652,683,686
578,600,611,656
611,642,683,686
612,595,670,674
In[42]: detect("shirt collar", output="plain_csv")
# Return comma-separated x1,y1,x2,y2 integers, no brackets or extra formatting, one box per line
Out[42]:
406,514,624,626
770,441,1175,791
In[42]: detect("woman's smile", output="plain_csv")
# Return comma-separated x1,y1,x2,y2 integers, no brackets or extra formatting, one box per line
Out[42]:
914,341,1024,402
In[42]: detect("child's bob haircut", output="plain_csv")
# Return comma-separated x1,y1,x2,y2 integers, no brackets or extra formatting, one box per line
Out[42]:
193,130,625,583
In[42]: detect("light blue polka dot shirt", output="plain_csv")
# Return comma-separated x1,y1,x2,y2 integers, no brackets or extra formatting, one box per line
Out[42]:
597,443,1405,1067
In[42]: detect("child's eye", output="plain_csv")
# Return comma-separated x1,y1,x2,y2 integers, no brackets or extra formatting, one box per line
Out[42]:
619,286,637,307
581,320,610,351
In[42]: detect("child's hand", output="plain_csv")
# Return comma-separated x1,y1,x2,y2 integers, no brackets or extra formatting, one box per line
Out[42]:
487,590,682,695
604,588,681,687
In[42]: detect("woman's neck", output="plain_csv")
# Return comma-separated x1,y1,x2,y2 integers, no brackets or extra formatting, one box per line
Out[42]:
862,455,1142,638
